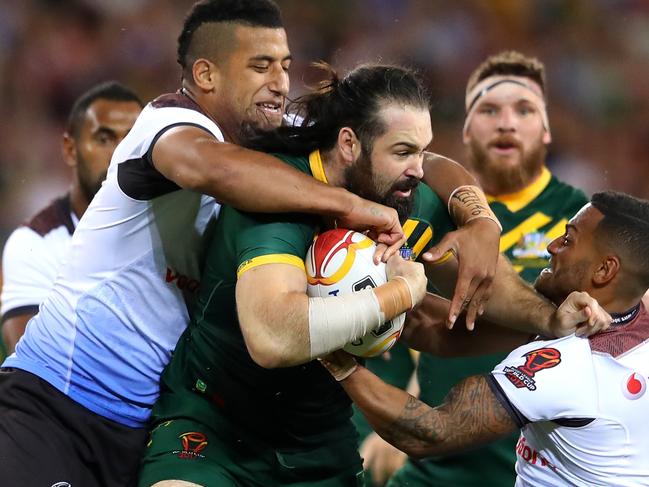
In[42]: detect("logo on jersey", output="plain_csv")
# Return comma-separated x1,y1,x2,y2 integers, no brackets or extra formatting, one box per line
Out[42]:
504,347,561,391
51,483,71,487
510,231,552,268
622,372,646,400
175,431,208,459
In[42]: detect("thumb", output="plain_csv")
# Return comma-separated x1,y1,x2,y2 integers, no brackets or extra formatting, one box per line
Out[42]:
422,234,456,262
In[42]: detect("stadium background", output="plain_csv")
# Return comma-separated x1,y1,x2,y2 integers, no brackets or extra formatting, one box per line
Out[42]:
1,0,648,247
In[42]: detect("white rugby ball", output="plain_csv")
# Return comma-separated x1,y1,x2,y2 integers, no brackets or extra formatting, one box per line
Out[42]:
305,228,405,358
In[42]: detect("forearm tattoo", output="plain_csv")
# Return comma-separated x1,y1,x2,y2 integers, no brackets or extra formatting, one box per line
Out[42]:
381,375,517,456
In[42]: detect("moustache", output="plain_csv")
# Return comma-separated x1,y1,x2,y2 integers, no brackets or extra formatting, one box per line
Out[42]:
391,177,420,193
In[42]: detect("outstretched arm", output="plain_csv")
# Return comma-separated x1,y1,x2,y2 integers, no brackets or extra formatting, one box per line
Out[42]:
421,152,501,329
152,126,404,250
320,352,517,458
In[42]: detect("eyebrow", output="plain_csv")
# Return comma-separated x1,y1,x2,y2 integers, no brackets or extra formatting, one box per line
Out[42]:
391,142,423,151
249,54,293,63
566,223,578,233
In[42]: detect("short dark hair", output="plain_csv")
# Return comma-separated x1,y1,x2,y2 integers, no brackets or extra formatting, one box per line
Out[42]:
66,81,143,138
591,191,649,287
249,62,430,155
466,50,547,100
177,0,283,77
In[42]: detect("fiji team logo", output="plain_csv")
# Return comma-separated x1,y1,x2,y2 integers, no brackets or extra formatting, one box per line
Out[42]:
622,372,646,400
504,347,561,391
175,431,208,459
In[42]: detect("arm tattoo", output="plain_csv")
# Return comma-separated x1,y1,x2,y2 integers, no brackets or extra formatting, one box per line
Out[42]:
381,375,517,457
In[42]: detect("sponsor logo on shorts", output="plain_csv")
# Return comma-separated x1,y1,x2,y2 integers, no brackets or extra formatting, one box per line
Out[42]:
174,431,208,459
622,372,646,400
504,347,561,391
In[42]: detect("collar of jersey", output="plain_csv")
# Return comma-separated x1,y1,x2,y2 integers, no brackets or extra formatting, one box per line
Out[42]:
309,150,329,184
486,166,552,213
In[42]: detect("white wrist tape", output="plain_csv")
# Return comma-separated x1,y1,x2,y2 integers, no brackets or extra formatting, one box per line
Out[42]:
308,289,384,358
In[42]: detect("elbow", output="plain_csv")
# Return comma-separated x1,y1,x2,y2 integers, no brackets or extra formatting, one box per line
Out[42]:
244,333,302,369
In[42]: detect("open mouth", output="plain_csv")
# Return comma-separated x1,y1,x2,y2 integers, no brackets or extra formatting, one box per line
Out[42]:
256,101,283,118
490,138,520,153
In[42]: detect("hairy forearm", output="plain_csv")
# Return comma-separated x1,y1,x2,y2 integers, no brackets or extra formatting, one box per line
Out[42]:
480,255,555,336
342,367,516,458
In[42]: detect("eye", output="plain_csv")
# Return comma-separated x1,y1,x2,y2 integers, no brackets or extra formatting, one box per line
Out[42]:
251,64,270,73
562,235,571,246
478,106,497,116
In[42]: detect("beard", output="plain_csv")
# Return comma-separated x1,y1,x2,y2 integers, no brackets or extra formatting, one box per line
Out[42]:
469,135,546,195
533,259,590,306
76,151,106,203
344,150,418,222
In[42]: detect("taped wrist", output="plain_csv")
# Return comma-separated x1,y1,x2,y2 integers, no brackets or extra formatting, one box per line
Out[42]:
308,289,384,358
448,185,502,232
375,276,414,315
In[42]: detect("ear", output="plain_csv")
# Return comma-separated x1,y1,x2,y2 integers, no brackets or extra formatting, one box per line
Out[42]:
62,132,77,168
192,58,220,93
593,254,620,286
542,130,552,145
336,127,361,166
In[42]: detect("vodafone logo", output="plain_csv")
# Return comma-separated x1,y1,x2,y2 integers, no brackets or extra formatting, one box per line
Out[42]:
622,372,646,400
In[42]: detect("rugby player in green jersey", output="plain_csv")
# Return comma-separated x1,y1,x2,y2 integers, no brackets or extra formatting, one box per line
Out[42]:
386,51,590,487
138,61,606,487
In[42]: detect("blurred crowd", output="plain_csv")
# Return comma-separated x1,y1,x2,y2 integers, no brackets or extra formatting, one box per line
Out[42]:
1,0,648,245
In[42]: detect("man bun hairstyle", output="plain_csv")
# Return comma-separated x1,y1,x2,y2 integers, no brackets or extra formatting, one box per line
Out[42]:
177,0,283,78
466,50,547,100
591,191,649,287
66,81,143,138
250,62,430,155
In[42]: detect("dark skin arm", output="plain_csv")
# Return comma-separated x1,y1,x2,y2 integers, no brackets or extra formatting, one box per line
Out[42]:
152,126,404,252
321,353,517,459
401,293,532,357
2,313,34,354
421,152,500,328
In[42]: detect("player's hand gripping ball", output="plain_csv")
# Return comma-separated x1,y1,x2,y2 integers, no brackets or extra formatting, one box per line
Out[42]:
305,228,405,357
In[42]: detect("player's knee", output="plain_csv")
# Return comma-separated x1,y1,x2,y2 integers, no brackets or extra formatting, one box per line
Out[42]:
150,481,205,487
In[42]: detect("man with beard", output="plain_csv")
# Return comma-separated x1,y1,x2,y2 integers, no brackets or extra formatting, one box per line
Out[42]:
380,51,590,487
139,63,604,487
1,81,143,354
322,190,649,486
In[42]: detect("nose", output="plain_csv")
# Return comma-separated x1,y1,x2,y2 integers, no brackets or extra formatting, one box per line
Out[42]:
269,65,289,97
546,236,560,255
405,155,425,180
496,106,517,132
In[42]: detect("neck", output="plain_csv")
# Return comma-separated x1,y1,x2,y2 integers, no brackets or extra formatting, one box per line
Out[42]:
318,148,346,188
589,289,644,321
180,85,237,143
69,185,88,221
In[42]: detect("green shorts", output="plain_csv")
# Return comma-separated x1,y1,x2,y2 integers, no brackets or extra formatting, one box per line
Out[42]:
138,417,364,487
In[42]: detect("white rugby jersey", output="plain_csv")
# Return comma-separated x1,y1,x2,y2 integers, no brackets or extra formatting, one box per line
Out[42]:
1,196,76,321
4,93,223,427
489,303,649,486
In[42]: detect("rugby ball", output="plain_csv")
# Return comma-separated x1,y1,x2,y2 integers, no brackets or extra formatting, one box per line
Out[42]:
305,228,405,357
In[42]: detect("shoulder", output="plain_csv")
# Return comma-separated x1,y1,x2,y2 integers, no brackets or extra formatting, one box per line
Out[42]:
543,176,589,210
491,336,597,421
23,195,74,237
270,152,310,174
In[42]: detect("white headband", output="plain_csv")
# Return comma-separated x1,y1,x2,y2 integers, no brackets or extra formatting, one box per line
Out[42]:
463,75,550,138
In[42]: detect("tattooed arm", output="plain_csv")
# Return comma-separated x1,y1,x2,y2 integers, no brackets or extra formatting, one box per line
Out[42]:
322,352,517,458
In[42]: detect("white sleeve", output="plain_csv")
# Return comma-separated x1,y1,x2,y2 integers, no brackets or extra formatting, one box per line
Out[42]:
490,336,598,423
1,227,64,317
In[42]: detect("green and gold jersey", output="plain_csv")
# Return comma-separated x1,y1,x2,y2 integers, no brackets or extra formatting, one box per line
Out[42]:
394,168,588,487
154,150,455,450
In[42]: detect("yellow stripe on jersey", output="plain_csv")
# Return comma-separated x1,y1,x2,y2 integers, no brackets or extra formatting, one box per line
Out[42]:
403,219,433,260
309,150,329,184
499,212,553,253
237,254,305,278
487,167,552,213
